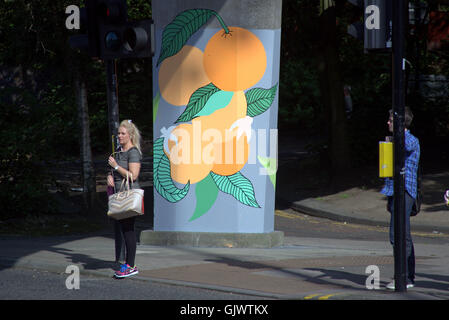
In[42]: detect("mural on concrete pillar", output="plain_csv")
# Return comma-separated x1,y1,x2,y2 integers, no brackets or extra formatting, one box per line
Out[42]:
153,9,278,221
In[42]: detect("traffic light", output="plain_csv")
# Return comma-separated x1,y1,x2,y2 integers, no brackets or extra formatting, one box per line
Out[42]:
96,0,153,59
68,5,93,55
99,18,153,59
69,0,153,60
347,0,392,53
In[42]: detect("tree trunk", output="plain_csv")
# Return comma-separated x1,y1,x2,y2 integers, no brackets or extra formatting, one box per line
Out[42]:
74,72,97,214
317,5,351,187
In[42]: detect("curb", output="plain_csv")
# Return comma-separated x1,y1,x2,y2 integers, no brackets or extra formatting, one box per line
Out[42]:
290,199,390,228
288,198,449,234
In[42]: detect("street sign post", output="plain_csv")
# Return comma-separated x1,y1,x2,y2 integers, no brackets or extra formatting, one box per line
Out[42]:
392,0,407,292
347,0,408,292
347,0,392,52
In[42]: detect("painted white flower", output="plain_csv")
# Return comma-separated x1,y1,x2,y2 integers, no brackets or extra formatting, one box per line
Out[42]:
160,126,177,155
229,116,253,142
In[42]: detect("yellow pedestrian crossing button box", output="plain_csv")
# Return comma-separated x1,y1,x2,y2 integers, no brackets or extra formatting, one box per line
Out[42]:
379,141,393,177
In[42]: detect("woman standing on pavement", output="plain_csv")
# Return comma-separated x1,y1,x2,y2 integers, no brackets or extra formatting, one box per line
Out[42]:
107,120,142,278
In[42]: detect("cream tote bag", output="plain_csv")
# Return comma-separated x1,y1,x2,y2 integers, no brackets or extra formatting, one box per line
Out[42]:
107,172,144,220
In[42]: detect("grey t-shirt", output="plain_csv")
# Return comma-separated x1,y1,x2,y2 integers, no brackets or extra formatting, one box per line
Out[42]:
113,147,142,191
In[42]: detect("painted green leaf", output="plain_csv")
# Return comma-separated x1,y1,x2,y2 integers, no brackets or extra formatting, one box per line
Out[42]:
157,9,216,67
246,83,278,117
210,171,260,208
189,173,219,221
258,156,277,190
153,92,160,123
153,138,190,202
175,83,221,123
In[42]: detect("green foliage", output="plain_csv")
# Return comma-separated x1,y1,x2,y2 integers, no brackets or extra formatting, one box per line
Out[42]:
279,0,323,133
279,59,323,132
127,0,152,20
339,33,393,166
0,88,58,219
40,83,80,155
116,58,153,141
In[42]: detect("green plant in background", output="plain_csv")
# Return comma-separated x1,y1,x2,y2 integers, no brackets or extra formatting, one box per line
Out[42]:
0,88,58,219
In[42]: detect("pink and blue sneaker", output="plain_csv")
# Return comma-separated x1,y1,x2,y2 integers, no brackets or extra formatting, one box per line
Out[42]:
114,264,139,278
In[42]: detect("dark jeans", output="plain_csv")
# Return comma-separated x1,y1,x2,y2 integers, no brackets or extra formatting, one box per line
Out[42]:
114,217,136,267
114,220,125,263
387,193,415,283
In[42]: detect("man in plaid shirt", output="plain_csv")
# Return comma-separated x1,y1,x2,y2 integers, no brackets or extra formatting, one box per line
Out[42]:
381,107,420,290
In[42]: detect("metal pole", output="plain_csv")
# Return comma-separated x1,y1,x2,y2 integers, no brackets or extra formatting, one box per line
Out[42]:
392,0,407,292
106,59,120,152
105,58,125,263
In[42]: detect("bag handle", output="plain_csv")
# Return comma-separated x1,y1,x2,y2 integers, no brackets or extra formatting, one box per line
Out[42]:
124,171,134,190
117,171,134,198
110,149,135,196
127,171,134,190
109,150,124,194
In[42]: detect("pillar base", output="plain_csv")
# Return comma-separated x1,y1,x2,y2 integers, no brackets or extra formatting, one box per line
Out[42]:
140,230,284,248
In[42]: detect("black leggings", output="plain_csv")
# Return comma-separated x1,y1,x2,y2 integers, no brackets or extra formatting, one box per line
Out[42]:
120,217,136,267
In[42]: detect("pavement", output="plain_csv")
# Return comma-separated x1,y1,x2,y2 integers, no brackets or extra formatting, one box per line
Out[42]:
1,146,449,300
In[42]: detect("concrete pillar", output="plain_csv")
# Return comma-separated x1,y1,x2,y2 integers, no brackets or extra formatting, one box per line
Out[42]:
141,0,283,247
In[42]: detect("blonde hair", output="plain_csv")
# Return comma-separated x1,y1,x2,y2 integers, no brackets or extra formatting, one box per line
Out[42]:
119,120,142,155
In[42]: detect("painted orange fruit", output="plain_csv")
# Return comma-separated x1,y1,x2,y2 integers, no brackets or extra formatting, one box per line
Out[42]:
203,27,267,91
158,45,210,106
198,90,251,176
212,133,250,176
198,90,247,133
166,122,213,184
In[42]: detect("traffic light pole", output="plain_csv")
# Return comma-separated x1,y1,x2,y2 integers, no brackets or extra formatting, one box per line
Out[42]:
105,58,125,263
392,0,407,292
106,59,120,152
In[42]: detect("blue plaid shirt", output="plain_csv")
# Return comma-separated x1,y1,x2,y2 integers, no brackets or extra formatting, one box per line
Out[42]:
381,130,420,199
